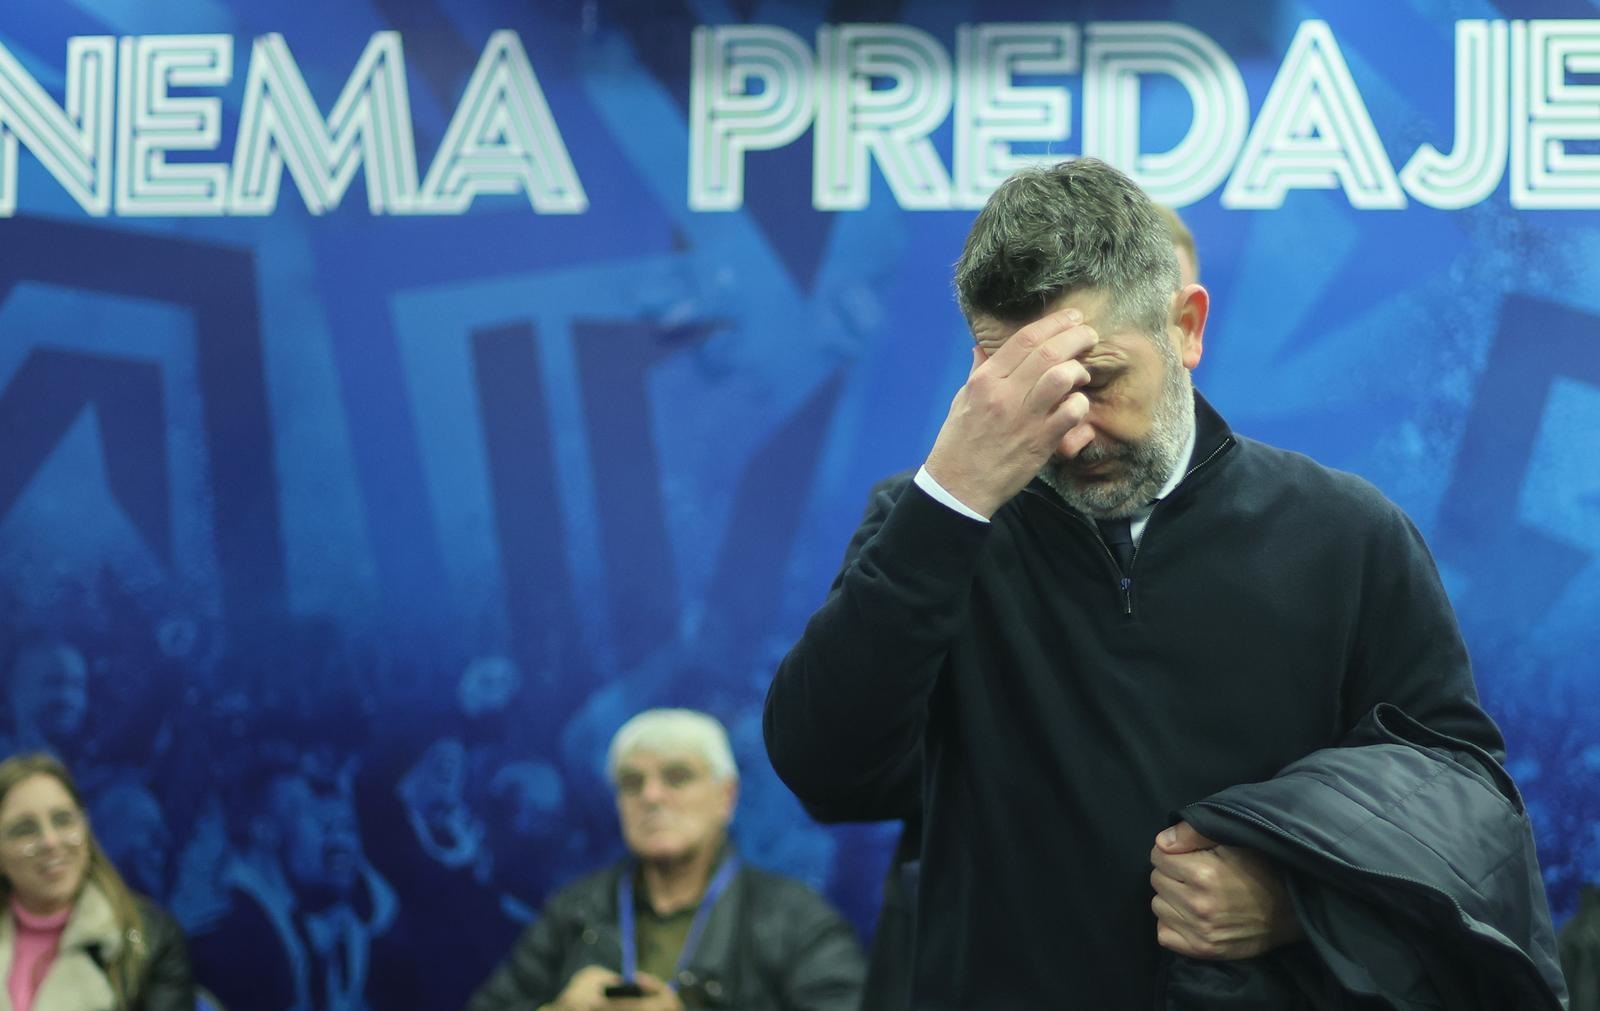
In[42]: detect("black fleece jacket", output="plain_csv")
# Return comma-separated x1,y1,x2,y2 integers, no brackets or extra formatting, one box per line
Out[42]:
764,394,1505,1011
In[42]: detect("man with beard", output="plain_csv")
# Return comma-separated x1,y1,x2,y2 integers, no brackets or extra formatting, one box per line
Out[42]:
763,159,1507,1009
190,751,397,1011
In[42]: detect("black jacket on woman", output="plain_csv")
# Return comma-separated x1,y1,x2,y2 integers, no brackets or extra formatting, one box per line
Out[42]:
466,850,864,1011
122,898,194,1011
0,885,194,1011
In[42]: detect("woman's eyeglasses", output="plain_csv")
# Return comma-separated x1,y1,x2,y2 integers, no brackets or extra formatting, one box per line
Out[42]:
2,810,87,858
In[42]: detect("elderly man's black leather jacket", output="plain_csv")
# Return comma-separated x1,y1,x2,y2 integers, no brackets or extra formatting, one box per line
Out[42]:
466,851,864,1011
1162,704,1569,1010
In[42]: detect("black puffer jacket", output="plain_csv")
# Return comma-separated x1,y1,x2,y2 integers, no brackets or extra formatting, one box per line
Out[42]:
1166,704,1568,1010
465,853,864,1011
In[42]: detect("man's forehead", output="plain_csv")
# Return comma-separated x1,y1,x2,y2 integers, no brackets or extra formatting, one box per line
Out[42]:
618,750,705,771
970,289,1144,356
971,288,1114,331
1041,287,1114,318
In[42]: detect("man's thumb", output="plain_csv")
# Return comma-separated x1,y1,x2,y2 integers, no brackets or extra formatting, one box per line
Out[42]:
1157,820,1216,854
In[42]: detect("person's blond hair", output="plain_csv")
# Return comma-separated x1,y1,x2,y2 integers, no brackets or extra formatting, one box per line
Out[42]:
0,753,148,1008
1153,203,1199,284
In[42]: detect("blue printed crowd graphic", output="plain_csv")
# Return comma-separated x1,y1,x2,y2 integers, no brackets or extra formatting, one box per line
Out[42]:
1,3,1597,1009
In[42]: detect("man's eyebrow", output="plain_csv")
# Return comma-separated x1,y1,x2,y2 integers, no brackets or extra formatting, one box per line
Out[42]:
1081,345,1129,367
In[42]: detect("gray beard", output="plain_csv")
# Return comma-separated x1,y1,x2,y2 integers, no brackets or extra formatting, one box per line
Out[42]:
1039,363,1193,520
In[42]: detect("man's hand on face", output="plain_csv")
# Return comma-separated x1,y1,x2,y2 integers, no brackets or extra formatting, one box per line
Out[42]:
923,308,1098,518
1148,821,1305,961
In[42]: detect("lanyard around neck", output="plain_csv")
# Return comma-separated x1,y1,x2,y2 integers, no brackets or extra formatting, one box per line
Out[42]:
617,855,740,989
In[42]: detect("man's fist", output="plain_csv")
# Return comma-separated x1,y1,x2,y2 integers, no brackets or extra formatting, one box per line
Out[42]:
1148,821,1304,960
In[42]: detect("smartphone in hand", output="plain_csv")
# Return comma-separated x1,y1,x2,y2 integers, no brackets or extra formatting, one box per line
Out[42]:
603,982,646,999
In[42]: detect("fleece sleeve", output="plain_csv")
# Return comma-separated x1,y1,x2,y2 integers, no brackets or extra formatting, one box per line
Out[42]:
1340,492,1506,762
763,475,992,822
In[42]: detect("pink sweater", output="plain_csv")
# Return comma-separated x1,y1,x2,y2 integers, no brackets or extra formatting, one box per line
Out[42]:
8,899,71,1011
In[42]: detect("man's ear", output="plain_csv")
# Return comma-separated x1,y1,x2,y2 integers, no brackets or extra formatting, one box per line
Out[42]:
1172,284,1208,369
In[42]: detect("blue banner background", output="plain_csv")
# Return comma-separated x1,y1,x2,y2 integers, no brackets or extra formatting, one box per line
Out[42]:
1,2,1596,1007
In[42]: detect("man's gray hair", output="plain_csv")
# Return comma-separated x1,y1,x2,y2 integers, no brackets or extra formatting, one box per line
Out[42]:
606,708,739,784
954,158,1181,338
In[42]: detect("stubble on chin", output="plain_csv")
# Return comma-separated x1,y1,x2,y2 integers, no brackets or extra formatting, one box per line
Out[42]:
1040,370,1193,520
1041,453,1154,520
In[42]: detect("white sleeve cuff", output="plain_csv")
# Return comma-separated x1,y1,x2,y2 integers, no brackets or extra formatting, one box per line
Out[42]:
914,466,991,523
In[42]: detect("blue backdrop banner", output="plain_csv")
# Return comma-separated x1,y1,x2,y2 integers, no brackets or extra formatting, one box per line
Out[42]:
1,2,1596,1008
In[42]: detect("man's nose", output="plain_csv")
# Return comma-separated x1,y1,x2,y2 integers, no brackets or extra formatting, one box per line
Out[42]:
637,776,670,803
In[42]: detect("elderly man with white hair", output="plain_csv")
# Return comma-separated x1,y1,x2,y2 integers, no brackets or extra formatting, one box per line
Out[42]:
467,708,865,1011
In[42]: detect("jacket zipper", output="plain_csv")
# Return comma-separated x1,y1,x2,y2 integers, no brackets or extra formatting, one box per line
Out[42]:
1025,435,1235,616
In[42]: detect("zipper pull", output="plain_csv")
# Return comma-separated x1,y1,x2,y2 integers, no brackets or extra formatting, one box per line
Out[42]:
1120,577,1133,615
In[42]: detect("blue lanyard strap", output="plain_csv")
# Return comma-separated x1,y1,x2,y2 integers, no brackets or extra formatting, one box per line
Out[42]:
618,855,740,989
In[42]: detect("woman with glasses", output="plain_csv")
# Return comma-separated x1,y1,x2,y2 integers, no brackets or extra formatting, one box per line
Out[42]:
0,753,195,1011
